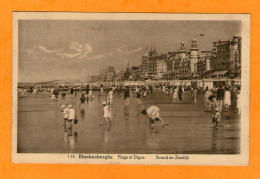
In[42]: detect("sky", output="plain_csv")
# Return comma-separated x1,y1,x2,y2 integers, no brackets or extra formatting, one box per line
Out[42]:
18,20,241,82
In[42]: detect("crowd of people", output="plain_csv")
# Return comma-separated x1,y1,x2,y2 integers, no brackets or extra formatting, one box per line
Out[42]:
18,82,241,131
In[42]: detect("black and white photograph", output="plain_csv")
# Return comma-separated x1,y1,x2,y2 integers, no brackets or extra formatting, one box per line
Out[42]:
12,13,250,165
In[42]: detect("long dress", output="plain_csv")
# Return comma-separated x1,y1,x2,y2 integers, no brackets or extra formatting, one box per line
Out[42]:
224,91,231,105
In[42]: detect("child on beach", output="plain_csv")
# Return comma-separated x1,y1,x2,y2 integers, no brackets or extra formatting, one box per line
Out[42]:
100,101,111,125
141,106,168,128
211,107,221,129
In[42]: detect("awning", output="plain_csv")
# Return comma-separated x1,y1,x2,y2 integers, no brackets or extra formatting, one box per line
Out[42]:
212,70,228,76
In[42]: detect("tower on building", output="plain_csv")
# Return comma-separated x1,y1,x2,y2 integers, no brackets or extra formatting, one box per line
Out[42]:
190,39,199,73
179,42,186,59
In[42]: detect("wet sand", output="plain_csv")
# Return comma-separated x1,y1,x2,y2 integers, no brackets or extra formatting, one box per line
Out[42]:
17,91,240,154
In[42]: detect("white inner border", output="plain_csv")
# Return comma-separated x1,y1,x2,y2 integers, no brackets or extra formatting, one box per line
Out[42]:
12,12,250,165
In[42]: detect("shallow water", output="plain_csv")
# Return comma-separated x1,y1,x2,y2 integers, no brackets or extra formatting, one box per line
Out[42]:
17,91,240,154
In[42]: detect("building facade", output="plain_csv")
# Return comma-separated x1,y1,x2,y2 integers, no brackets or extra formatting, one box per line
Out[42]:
189,39,199,74
213,35,241,77
173,42,190,77
156,59,167,78
197,51,213,76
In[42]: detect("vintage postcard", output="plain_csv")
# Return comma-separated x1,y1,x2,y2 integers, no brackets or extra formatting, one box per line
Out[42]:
12,12,250,165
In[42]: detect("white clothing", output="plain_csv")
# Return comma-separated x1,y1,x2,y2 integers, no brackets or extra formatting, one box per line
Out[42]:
63,107,69,118
103,105,111,118
108,91,113,98
224,91,231,105
205,91,212,99
68,108,76,120
146,106,160,120
89,90,93,96
162,86,166,92
173,89,178,98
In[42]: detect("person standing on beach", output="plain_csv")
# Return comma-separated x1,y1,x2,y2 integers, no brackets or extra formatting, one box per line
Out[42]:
236,87,241,114
136,88,142,105
224,88,231,112
178,86,183,102
107,89,113,106
190,86,193,96
60,104,69,127
211,107,221,129
124,86,130,105
100,83,103,94
79,94,86,108
210,96,218,112
173,86,178,103
67,104,76,132
193,87,198,103
100,101,111,125
217,86,225,112
53,88,59,100
204,88,212,112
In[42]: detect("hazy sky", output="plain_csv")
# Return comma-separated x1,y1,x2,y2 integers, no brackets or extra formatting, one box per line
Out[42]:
18,20,241,82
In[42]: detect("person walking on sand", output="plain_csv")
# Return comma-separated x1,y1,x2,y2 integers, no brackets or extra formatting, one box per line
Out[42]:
88,89,94,100
210,95,218,113
141,106,168,128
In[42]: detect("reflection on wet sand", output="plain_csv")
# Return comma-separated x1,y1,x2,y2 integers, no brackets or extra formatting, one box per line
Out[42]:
103,120,112,143
18,92,240,154
63,118,78,150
